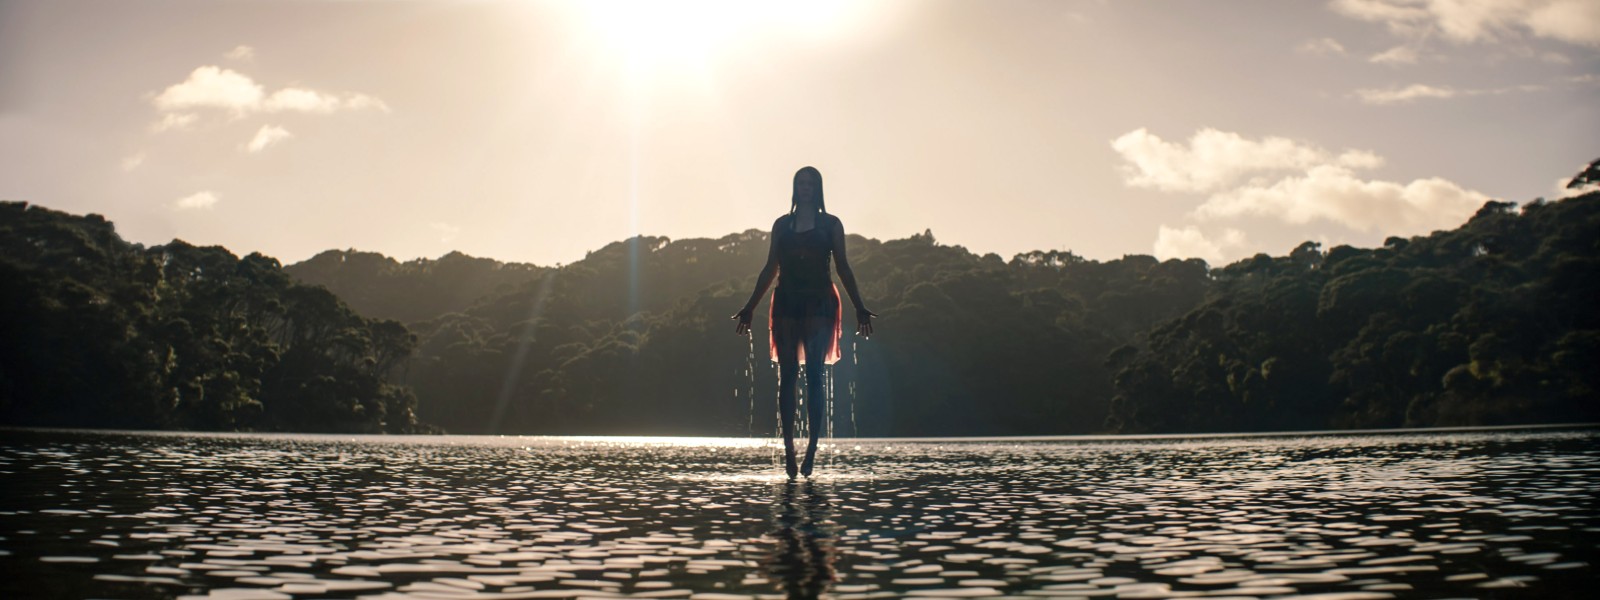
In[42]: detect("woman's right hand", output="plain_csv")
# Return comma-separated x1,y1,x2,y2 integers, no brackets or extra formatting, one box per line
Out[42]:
855,308,878,338
732,306,754,336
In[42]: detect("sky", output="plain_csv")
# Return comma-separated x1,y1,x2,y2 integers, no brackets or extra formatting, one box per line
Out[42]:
1,0,1596,267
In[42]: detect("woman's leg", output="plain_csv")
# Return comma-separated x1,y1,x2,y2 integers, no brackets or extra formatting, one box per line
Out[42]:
773,318,802,479
799,315,832,476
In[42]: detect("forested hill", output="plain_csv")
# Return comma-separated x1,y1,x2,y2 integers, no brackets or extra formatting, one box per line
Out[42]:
3,159,1597,435
0,202,425,433
284,250,544,324
1108,190,1600,432
328,230,1210,436
1105,161,1600,432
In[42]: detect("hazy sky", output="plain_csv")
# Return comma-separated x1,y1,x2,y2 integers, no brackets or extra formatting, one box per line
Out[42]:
2,0,1596,267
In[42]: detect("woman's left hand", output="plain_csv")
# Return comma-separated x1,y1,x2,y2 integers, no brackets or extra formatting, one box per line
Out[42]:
855,308,878,338
732,307,755,336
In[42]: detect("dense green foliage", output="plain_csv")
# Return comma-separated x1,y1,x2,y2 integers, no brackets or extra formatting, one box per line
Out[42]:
0,202,425,433
284,250,544,323
1107,188,1600,433
6,160,1596,435
339,231,1205,436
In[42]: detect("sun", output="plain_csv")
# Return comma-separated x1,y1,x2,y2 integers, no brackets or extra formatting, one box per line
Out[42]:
559,0,866,74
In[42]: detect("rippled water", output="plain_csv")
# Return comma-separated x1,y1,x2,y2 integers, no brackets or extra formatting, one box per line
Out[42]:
1,427,1596,599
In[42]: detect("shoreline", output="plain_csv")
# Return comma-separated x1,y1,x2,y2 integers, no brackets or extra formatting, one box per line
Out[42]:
4,421,1595,446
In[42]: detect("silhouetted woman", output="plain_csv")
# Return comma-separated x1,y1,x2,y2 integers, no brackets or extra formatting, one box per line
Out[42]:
734,166,875,479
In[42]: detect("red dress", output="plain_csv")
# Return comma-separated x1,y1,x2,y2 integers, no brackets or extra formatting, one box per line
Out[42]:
768,216,843,365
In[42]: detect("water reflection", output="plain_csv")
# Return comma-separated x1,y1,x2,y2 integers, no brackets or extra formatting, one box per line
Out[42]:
763,481,838,598
0,427,1594,599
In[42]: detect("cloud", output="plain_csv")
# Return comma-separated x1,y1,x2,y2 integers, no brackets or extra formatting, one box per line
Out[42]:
245,125,292,153
151,66,389,116
147,66,389,149
1353,81,1555,104
1111,128,1382,193
264,88,390,113
1523,0,1600,46
430,222,462,244
150,112,198,132
1194,164,1487,232
1369,44,1421,64
225,45,255,60
1554,176,1599,199
1330,0,1600,47
152,66,265,114
1297,37,1348,56
1153,226,1246,265
1555,161,1600,198
173,191,219,210
1114,127,1491,236
1353,83,1459,104
121,153,146,172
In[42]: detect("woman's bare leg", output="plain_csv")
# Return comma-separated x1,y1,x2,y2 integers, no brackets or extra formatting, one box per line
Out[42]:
774,320,802,479
800,315,831,477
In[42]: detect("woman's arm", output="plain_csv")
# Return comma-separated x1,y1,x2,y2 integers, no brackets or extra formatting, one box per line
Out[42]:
733,217,785,335
831,216,876,336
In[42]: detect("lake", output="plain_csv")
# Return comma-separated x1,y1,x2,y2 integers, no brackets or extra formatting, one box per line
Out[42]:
0,426,1595,599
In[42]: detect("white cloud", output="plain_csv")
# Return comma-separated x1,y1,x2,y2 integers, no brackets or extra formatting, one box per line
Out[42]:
245,125,293,153
1115,127,1491,237
430,222,462,244
146,66,390,149
1524,0,1600,46
121,153,146,172
1331,0,1600,47
1110,128,1382,193
1555,160,1600,198
152,66,264,114
339,94,390,112
150,66,389,118
1354,83,1459,104
173,191,219,210
225,45,255,60
150,112,198,132
1554,176,1599,199
1194,164,1487,232
263,88,339,113
264,88,389,113
1297,37,1348,56
1353,81,1556,104
1332,0,1431,33
1369,44,1421,64
1153,226,1246,265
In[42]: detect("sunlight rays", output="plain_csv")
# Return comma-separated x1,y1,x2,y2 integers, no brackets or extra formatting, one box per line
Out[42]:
489,271,558,434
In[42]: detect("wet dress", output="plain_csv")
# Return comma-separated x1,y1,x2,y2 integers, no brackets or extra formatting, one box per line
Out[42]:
768,214,843,365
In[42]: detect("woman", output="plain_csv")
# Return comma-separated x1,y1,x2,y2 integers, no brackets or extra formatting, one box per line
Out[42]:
734,166,875,479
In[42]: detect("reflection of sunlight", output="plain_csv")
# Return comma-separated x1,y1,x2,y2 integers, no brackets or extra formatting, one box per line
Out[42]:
552,435,774,447
671,471,877,483
13,428,1593,598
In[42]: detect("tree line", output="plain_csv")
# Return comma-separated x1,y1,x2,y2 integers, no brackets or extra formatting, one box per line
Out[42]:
0,202,425,433
1106,161,1600,432
3,159,1595,435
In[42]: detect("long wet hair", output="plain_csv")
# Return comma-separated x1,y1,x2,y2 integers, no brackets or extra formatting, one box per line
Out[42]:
790,166,826,215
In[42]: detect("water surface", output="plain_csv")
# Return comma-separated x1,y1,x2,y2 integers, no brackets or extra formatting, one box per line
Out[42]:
1,427,1595,599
